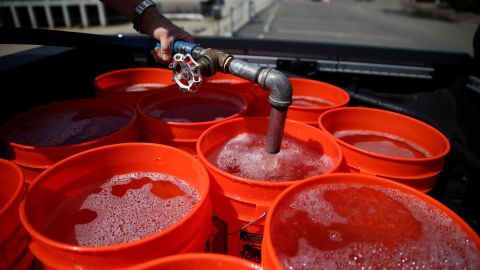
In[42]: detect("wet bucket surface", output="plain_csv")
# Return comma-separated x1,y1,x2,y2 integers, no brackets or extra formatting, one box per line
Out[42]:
0,159,29,270
250,78,349,124
94,68,177,106
19,143,211,269
197,117,342,261
138,86,247,155
262,173,480,270
0,99,139,183
131,253,261,270
319,107,450,192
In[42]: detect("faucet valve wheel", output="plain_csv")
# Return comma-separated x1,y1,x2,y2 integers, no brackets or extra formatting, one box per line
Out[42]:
169,53,202,93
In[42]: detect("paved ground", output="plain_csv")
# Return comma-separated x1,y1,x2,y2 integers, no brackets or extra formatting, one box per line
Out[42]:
237,0,478,55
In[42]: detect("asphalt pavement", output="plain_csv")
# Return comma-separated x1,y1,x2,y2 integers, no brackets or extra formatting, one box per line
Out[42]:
237,0,478,55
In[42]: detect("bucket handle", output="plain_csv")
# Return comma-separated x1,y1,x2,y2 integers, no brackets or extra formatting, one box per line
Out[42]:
227,211,267,236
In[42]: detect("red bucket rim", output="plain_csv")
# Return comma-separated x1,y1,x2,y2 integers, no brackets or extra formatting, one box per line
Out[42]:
254,77,351,111
196,117,343,187
94,67,174,90
19,142,210,253
131,253,260,269
137,86,248,127
0,158,24,216
262,173,480,270
318,106,451,162
0,98,137,151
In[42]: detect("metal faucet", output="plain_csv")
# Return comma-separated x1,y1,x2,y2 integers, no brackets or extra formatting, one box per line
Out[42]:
0,28,293,153
168,41,293,154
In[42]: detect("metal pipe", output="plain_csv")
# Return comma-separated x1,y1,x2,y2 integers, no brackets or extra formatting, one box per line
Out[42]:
0,28,294,153
224,59,293,153
227,58,262,82
196,53,293,153
172,43,294,153
265,106,288,153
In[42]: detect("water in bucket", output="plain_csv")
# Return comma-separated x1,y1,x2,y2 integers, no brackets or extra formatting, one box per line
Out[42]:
206,133,333,181
43,172,200,247
334,130,431,158
115,83,171,93
270,183,480,269
291,96,335,107
10,110,130,147
147,97,242,123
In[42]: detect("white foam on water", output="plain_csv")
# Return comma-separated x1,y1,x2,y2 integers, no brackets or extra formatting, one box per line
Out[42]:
124,83,168,92
10,111,128,146
147,109,164,119
286,187,347,226
334,129,432,158
162,118,193,123
213,133,334,181
10,111,89,146
275,184,480,269
292,95,336,107
62,115,129,145
354,140,415,158
74,172,200,247
146,109,191,123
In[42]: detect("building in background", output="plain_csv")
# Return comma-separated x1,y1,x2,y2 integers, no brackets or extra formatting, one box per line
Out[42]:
0,0,225,28
0,0,272,37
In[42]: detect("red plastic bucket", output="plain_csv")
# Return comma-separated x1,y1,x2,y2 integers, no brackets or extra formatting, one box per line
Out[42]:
319,107,450,192
204,73,256,102
19,143,212,269
262,173,480,270
197,117,343,261
131,253,261,270
0,99,139,183
94,68,177,107
0,159,30,270
138,86,248,155
205,72,252,85
249,78,350,124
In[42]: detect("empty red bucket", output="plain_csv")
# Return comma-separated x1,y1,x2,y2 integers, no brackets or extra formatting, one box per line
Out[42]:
197,117,343,261
0,158,30,270
319,107,450,192
138,86,248,155
262,173,480,270
249,78,350,125
131,253,261,270
19,143,212,269
94,68,177,106
0,99,139,183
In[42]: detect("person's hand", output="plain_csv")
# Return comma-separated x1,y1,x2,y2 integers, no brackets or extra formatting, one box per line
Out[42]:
141,9,194,63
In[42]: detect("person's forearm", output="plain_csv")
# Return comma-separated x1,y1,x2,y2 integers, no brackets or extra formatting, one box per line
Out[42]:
101,0,194,62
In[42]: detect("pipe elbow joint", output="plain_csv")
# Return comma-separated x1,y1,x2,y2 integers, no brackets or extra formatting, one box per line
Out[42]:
258,68,293,108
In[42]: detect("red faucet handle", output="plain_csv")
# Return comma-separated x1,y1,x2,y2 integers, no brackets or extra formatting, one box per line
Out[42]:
169,53,202,93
